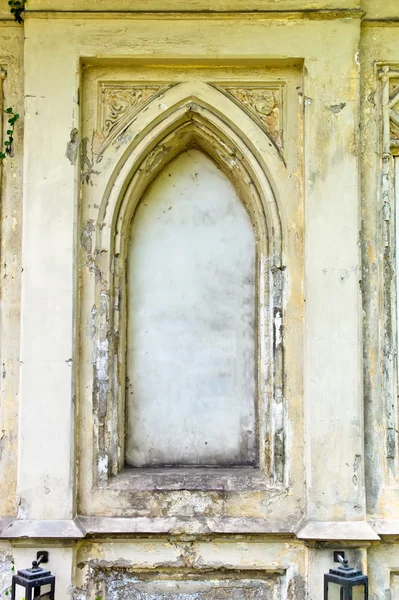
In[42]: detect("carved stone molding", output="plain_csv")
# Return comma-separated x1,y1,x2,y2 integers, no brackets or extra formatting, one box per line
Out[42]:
78,80,293,521
96,82,173,153
379,65,399,479
214,85,283,151
381,66,399,157
92,106,285,488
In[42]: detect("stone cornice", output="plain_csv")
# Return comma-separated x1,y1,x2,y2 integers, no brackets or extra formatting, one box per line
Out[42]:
23,10,364,20
296,520,380,542
0,519,84,539
368,519,399,537
25,0,361,13
0,517,387,541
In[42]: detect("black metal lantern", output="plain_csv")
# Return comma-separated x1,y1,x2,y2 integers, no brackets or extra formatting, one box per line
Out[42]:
12,552,55,600
324,552,368,600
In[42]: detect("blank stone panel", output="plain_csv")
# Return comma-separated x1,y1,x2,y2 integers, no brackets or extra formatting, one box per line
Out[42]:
105,574,282,600
126,149,257,468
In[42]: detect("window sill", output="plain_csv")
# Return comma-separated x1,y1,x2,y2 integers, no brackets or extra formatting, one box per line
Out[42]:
106,466,274,492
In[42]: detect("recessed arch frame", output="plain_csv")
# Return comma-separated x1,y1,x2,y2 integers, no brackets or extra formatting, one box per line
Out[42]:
89,82,287,489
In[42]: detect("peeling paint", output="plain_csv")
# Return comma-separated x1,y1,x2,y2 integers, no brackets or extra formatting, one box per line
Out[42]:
66,127,79,165
81,136,101,185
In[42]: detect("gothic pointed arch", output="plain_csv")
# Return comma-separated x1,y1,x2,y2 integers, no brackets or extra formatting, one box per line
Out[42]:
97,82,284,261
86,82,287,487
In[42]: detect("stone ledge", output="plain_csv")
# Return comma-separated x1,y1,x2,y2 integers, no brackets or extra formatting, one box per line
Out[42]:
25,0,361,14
0,517,297,538
79,517,176,535
296,520,380,541
0,519,84,539
106,467,274,492
0,517,386,540
368,519,399,536
78,516,298,536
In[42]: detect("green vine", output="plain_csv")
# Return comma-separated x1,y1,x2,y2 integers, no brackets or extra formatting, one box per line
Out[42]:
8,0,26,24
0,107,19,162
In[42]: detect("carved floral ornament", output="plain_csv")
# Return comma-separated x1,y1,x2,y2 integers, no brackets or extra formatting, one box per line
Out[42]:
380,65,399,157
215,85,283,150
96,82,284,155
96,83,173,153
388,78,399,154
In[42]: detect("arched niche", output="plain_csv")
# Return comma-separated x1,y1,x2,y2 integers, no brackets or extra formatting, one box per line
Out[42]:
91,85,285,486
126,148,257,468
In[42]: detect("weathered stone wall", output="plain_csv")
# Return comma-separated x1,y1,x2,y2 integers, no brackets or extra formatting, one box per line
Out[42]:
0,1,398,599
0,7,23,520
0,545,13,600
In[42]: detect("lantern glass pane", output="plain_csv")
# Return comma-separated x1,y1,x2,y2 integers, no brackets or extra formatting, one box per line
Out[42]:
353,585,365,600
327,582,344,599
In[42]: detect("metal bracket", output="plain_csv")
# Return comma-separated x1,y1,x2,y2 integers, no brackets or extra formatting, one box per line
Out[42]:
36,551,49,565
333,551,345,563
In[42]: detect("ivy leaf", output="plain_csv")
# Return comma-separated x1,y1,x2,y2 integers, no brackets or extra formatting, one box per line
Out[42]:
2,106,18,160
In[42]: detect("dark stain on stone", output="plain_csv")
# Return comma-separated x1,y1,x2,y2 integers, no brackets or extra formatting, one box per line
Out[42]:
327,102,346,114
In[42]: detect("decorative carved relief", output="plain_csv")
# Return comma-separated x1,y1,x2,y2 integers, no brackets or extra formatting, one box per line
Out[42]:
389,78,399,154
380,66,399,156
215,85,283,150
379,65,399,478
97,83,172,153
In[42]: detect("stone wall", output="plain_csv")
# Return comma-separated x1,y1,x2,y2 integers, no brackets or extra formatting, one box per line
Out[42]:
0,1,398,599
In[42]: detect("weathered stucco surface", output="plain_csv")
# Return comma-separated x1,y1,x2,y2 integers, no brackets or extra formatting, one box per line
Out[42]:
0,1,399,599
0,545,13,600
0,15,23,518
